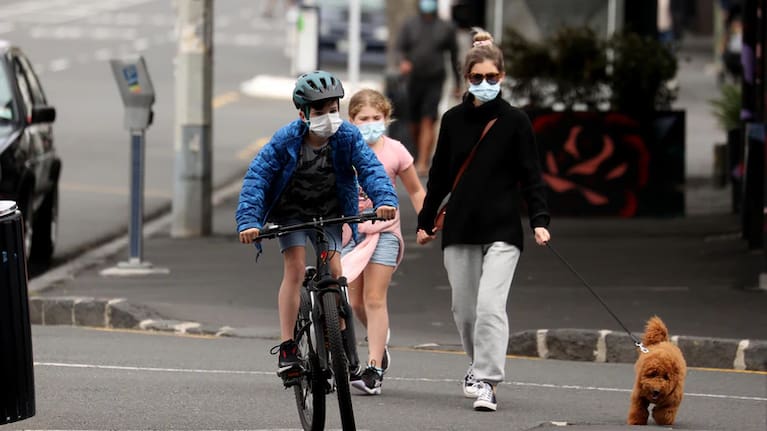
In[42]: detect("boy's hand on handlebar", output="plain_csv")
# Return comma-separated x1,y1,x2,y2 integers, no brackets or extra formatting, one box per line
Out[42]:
239,228,261,244
534,227,550,246
416,228,436,245
376,205,397,220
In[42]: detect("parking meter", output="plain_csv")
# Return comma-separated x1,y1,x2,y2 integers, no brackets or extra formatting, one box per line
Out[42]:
105,56,166,275
110,56,155,131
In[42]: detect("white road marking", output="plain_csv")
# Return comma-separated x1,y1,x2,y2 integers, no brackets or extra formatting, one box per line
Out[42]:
0,0,158,24
48,58,70,72
33,361,767,402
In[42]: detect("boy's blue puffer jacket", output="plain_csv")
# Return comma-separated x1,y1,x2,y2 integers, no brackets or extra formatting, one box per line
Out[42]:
236,119,398,236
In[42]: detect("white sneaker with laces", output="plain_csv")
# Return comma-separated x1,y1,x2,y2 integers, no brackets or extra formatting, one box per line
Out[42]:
462,365,481,398
473,382,497,411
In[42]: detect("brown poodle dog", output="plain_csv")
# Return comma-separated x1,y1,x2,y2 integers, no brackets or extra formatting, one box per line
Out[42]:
627,316,687,425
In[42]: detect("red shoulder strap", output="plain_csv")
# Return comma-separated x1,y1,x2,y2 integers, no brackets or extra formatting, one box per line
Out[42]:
450,118,497,191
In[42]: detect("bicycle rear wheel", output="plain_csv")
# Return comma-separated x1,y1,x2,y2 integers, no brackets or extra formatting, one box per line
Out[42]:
322,291,356,430
294,289,326,431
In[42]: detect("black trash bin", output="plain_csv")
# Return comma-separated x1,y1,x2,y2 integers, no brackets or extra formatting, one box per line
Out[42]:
0,200,35,424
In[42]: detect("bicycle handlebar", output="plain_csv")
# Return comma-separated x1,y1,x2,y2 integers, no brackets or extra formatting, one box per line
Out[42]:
256,212,385,240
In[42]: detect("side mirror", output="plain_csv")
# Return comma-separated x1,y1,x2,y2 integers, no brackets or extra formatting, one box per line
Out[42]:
29,106,56,124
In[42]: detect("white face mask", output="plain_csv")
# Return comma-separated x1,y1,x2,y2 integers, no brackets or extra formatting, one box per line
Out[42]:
308,112,343,139
468,81,501,103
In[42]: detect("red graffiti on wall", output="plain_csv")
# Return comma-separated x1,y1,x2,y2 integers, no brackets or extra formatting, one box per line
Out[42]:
533,112,650,217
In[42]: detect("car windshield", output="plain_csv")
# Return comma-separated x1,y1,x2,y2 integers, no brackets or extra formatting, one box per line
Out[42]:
318,0,384,11
0,62,14,135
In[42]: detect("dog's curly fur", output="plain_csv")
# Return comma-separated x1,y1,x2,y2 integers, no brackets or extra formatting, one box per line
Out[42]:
627,316,687,425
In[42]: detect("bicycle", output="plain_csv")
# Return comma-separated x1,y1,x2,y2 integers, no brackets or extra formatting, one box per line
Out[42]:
258,212,383,431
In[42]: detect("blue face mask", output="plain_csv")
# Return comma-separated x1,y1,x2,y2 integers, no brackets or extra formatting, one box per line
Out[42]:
419,0,437,14
468,81,501,103
357,121,387,144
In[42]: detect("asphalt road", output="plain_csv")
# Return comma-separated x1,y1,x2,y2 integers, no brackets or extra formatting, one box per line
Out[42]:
5,326,765,431
0,0,296,265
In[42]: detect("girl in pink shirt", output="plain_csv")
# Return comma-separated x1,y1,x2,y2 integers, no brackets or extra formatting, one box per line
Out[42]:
342,89,426,395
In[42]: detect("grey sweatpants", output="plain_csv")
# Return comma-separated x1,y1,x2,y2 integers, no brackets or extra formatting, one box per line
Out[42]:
443,242,521,385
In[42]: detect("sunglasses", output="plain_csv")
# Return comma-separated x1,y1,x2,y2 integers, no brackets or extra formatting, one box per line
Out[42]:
468,72,501,85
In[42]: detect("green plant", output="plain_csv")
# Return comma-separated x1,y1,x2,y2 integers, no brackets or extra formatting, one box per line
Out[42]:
501,26,678,113
608,32,678,113
548,27,608,109
502,28,553,108
709,83,742,132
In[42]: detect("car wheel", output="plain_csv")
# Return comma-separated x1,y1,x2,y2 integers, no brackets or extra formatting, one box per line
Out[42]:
30,183,58,264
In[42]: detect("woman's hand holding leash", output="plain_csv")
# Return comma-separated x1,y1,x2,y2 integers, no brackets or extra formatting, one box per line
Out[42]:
534,227,551,246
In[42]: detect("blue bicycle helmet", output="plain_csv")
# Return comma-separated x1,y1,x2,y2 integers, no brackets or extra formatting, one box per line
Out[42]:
292,70,345,109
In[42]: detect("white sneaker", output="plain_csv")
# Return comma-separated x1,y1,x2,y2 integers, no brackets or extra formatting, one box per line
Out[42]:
473,382,497,411
462,365,481,398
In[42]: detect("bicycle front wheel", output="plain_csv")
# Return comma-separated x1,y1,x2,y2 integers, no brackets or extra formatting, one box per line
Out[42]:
294,289,326,431
322,291,356,430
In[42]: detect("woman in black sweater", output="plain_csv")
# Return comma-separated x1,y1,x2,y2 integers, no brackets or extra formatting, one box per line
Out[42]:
416,29,551,412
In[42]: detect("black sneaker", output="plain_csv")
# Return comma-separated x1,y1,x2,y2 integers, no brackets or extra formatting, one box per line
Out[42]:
473,382,497,411
351,365,382,395
272,339,301,385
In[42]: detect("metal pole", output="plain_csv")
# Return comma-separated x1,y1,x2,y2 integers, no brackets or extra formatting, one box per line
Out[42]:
494,0,503,44
172,0,213,238
128,130,145,264
348,0,361,86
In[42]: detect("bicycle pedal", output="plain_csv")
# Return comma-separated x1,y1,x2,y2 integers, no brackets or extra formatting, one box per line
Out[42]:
278,366,303,387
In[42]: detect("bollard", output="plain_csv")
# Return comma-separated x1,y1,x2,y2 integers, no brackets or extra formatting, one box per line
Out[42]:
0,200,35,424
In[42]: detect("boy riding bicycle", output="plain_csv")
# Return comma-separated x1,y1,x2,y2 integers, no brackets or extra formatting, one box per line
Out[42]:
236,71,398,382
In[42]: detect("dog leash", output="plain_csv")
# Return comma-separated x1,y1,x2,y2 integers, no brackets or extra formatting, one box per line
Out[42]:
545,242,650,353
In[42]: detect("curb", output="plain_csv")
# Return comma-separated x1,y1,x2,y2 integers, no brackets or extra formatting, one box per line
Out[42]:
29,296,767,372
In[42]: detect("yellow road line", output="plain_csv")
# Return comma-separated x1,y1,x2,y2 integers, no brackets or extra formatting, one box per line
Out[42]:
236,137,269,161
212,91,240,108
61,182,171,198
395,346,767,375
81,326,218,339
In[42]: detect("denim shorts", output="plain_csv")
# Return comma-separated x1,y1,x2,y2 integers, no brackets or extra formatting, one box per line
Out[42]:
276,221,343,254
342,232,400,267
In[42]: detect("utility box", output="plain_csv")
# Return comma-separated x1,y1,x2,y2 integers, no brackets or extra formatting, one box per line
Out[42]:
0,200,35,424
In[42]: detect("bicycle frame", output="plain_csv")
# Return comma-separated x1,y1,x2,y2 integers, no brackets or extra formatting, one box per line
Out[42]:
258,213,381,431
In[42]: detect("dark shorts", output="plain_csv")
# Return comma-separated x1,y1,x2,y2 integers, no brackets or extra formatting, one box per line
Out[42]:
407,75,444,121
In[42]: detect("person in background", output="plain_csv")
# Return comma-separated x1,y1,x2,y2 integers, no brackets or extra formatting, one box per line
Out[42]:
396,0,461,176
416,30,551,412
342,89,426,395
720,2,743,81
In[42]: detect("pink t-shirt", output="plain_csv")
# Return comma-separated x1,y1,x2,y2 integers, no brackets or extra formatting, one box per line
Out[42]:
341,136,413,282
373,136,414,186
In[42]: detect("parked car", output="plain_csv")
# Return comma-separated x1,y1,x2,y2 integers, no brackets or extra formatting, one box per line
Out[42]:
0,41,60,263
317,0,387,67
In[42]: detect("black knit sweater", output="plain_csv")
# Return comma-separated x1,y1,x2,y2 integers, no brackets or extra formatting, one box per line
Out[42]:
417,94,550,251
